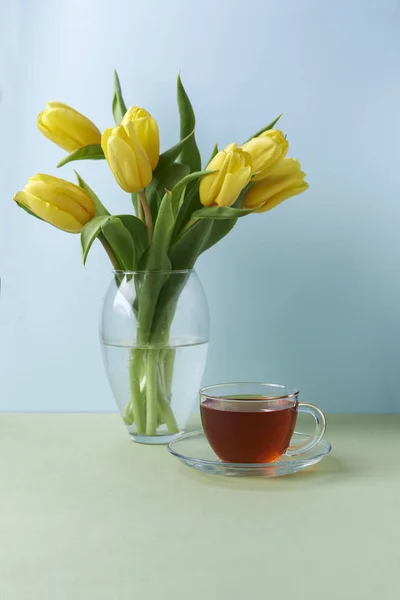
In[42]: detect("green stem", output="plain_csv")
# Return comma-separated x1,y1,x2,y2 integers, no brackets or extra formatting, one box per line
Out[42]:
138,189,153,243
145,349,159,435
99,233,120,270
137,197,144,221
158,394,179,434
157,356,179,433
130,272,189,437
163,348,176,400
123,401,135,425
128,349,146,433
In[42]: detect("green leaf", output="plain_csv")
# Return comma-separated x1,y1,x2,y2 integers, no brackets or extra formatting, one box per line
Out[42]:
142,179,161,225
171,182,202,241
131,192,139,216
145,162,190,224
199,183,254,254
169,219,213,270
160,162,190,191
144,193,174,271
208,143,219,164
201,218,237,254
101,217,135,271
135,194,175,344
113,69,123,94
169,170,212,217
154,130,195,178
74,171,110,216
150,271,190,342
116,214,149,268
112,69,127,125
80,215,111,266
190,205,256,221
57,144,104,168
245,113,283,142
177,74,201,172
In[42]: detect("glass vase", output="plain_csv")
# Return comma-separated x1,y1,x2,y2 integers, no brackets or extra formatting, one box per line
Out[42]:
100,270,209,444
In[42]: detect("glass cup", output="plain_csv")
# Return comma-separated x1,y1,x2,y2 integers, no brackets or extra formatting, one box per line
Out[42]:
200,383,326,464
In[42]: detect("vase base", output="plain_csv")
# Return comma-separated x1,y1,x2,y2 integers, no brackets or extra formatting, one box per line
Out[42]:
129,431,183,445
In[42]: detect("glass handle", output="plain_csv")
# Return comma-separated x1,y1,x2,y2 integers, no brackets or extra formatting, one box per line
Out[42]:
285,403,326,456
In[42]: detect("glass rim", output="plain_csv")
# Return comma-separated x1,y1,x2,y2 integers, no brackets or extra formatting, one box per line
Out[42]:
200,382,300,402
113,269,194,276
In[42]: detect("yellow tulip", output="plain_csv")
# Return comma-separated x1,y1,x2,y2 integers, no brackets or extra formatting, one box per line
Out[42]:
37,102,101,152
200,143,252,207
242,129,288,180
13,174,95,233
122,106,160,170
101,122,153,193
243,158,308,213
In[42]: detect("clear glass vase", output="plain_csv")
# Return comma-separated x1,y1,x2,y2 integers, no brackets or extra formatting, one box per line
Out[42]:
100,270,209,444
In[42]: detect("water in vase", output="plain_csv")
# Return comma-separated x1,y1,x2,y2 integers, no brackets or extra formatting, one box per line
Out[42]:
102,339,208,440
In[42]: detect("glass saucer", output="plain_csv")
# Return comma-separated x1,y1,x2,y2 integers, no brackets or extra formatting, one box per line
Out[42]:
168,431,332,477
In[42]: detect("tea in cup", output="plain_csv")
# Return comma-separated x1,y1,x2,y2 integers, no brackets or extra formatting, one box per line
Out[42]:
200,383,326,463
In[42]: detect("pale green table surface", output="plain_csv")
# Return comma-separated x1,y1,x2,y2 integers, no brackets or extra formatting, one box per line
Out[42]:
0,414,399,600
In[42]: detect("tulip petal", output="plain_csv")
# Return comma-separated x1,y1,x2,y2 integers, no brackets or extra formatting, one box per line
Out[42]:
107,136,143,193
124,121,153,188
267,157,302,178
28,174,95,216
24,186,91,225
241,149,253,170
199,174,217,206
101,128,113,161
200,152,230,206
37,112,79,153
121,107,135,128
206,150,228,172
248,172,305,207
48,108,101,146
224,142,239,153
262,129,289,158
243,155,307,209
215,166,252,207
46,101,74,110
256,181,309,213
14,191,84,233
103,123,153,193
37,104,101,152
122,106,160,170
228,150,244,173
242,136,283,180
131,116,160,170
201,146,254,207
121,106,150,127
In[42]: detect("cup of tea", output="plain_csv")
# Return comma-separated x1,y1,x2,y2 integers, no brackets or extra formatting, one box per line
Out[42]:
200,383,326,464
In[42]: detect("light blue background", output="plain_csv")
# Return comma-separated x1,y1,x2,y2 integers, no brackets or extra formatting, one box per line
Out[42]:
1,0,400,413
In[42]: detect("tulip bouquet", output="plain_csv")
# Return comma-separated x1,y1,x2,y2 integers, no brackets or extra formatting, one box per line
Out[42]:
13,72,308,438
